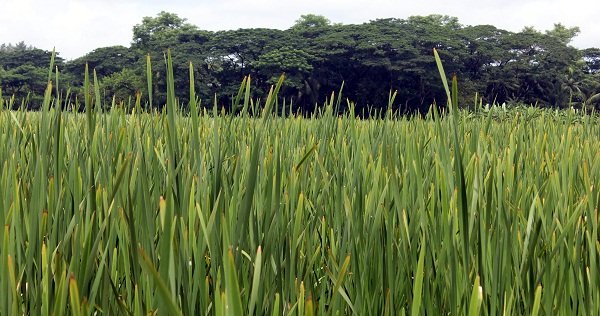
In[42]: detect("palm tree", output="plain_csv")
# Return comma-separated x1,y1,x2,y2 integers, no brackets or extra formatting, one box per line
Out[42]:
561,64,600,109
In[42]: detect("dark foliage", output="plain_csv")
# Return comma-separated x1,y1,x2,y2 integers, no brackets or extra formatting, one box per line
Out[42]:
1,13,598,112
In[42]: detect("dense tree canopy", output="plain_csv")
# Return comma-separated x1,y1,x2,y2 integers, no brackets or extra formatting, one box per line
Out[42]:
0,46,64,107
1,13,599,113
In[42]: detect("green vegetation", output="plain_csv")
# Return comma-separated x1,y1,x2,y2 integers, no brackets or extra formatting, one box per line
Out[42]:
1,12,599,113
0,50,598,315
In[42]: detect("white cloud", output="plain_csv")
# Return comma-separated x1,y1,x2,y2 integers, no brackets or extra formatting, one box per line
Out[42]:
0,0,597,60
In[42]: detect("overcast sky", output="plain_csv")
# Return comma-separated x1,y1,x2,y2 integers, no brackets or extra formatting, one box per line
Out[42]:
0,0,597,60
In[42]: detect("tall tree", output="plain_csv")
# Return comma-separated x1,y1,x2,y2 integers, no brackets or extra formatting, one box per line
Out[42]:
546,23,580,45
65,46,137,81
206,28,296,101
132,11,198,51
0,45,64,107
129,12,215,107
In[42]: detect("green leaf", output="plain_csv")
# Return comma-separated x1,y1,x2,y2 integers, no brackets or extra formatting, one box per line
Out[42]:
531,285,542,316
224,248,244,316
248,246,263,316
138,247,183,316
468,275,483,316
411,236,426,316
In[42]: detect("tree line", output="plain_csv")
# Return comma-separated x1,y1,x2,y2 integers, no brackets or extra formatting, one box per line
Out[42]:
1,12,599,113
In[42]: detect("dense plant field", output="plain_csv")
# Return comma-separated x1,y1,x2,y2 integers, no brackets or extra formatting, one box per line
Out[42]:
0,53,599,315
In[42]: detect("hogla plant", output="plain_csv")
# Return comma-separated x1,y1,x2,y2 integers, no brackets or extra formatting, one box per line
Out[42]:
0,49,598,315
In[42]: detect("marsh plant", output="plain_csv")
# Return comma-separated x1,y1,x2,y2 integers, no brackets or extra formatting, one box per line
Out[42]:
0,50,598,315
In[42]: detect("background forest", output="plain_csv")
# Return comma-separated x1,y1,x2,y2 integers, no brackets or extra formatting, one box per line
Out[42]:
1,12,599,113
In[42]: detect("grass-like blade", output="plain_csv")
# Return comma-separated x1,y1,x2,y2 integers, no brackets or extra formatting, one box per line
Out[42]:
138,248,183,316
